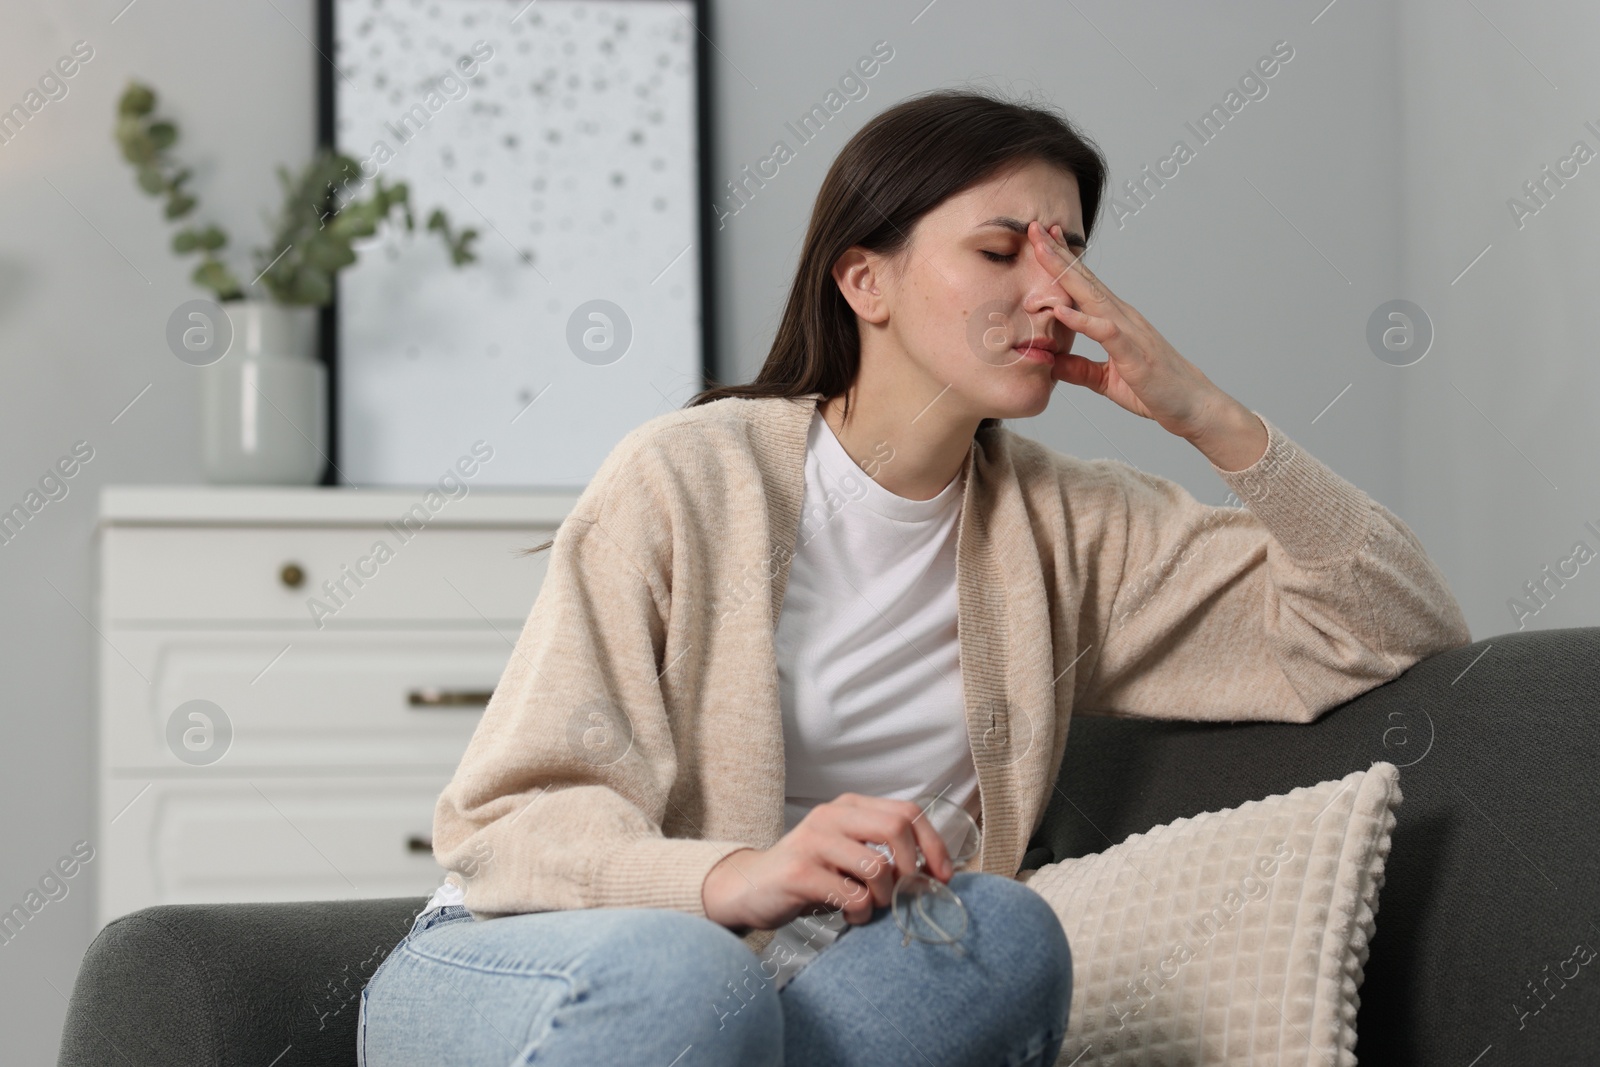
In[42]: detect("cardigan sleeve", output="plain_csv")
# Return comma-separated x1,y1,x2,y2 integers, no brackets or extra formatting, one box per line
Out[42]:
430,510,759,921
1074,411,1473,723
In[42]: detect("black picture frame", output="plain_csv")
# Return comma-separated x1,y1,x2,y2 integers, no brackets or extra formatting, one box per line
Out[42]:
314,0,719,488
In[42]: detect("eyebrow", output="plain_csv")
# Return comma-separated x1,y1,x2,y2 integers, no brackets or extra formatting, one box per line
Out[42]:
976,216,1087,248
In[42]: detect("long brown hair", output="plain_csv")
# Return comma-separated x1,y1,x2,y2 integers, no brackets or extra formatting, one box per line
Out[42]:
521,88,1108,557
686,86,1109,427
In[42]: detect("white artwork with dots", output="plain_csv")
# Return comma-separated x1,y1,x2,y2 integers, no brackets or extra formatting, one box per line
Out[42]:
333,0,703,488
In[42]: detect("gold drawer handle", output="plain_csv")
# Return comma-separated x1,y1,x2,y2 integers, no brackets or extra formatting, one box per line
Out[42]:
406,835,433,853
407,687,493,708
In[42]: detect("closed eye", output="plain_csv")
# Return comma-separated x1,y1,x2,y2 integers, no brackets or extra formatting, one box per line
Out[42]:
981,250,1017,263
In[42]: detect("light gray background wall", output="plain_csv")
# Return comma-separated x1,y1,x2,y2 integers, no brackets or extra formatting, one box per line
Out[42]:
2,0,1593,1059
1394,0,1600,639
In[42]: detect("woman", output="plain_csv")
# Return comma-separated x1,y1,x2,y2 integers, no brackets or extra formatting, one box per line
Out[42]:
358,89,1471,1066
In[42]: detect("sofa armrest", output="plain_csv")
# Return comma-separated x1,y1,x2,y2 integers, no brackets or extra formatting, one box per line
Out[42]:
1026,626,1600,1066
58,895,428,1067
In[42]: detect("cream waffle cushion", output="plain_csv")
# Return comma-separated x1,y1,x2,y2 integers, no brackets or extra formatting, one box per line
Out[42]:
1020,761,1402,1067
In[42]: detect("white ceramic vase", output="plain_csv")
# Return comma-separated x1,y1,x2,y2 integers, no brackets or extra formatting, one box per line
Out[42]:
198,300,327,485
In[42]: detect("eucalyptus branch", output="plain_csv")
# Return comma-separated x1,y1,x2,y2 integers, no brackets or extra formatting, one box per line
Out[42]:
114,80,240,300
115,78,480,307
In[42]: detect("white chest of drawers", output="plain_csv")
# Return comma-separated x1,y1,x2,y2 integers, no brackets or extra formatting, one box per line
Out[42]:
94,485,578,928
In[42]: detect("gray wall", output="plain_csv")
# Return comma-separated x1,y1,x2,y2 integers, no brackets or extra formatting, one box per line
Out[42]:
1395,0,1600,637
4,2,320,1060
1,0,1591,1059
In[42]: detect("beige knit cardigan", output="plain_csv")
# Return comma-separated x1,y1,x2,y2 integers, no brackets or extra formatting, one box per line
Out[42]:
431,392,1472,956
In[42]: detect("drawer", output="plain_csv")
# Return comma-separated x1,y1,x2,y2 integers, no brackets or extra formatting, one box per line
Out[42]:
100,524,554,624
99,774,453,927
100,629,509,771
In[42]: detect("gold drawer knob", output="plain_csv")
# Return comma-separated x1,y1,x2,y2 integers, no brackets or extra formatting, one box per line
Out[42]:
280,562,305,589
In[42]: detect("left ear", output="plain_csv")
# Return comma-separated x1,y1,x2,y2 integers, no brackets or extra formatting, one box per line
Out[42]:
830,247,892,325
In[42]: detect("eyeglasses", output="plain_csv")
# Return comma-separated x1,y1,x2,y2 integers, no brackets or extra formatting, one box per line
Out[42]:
866,791,983,955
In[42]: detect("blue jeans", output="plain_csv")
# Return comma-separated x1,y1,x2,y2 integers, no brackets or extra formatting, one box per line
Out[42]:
357,870,1072,1066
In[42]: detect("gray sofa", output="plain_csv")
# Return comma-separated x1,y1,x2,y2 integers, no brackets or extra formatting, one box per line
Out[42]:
58,626,1599,1066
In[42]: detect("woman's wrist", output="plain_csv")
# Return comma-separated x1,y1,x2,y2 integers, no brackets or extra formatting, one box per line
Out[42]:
702,847,758,933
1186,393,1269,473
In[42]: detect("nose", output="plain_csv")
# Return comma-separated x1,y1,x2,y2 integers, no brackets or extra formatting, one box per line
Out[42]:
1022,240,1076,316
1007,269,1070,355
1021,278,1074,347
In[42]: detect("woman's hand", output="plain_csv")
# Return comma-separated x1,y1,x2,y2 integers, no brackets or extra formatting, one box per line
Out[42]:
1027,220,1233,444
700,793,954,933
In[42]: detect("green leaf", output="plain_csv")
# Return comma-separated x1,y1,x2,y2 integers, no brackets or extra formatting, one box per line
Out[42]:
293,267,333,306
191,257,241,300
172,229,199,253
329,210,377,240
117,120,154,165
163,193,197,220
304,238,356,270
137,165,166,194
197,225,227,251
114,115,143,144
118,83,155,117
327,153,362,186
147,121,177,151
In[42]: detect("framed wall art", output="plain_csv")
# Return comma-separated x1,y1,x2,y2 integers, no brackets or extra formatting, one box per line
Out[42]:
317,0,716,488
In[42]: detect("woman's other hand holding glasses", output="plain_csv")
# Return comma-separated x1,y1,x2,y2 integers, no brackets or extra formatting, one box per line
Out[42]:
701,791,981,950
702,792,957,932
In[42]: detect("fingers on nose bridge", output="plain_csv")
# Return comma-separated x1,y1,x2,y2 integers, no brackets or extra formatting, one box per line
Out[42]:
1020,244,1074,307
1027,264,1074,311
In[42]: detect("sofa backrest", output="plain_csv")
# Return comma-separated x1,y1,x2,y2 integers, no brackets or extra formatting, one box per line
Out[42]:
1026,627,1600,1067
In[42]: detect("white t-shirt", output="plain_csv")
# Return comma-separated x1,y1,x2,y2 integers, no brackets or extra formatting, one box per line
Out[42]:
755,407,977,989
425,408,980,993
